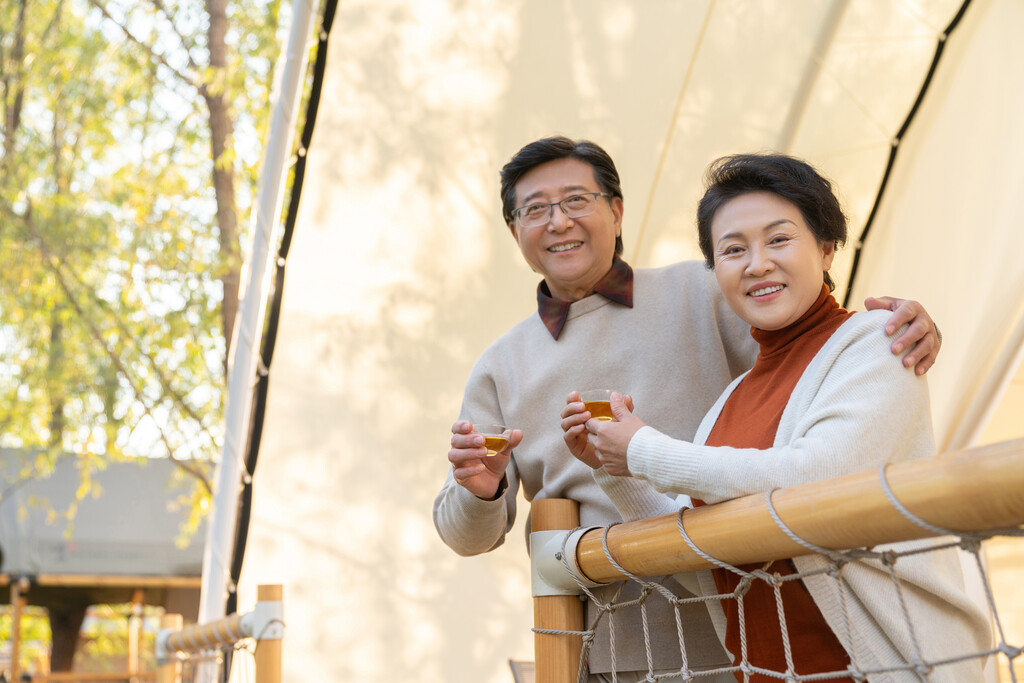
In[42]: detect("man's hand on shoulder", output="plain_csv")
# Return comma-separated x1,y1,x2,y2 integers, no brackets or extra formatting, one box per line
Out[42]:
864,296,941,376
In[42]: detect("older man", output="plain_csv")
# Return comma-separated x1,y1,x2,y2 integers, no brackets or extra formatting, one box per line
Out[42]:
432,137,940,682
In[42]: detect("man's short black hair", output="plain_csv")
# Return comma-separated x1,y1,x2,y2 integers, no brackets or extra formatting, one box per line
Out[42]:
500,136,624,255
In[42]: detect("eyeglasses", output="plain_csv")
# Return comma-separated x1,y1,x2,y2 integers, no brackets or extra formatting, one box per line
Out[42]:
512,192,610,229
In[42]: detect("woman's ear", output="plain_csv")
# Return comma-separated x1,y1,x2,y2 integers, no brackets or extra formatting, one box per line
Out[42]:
820,240,836,271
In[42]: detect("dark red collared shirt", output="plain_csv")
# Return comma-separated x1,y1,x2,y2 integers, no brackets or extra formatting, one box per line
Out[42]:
536,254,634,340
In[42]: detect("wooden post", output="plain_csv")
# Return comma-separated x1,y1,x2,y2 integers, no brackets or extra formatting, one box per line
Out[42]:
10,579,26,683
254,584,283,683
532,499,583,683
156,613,183,683
129,588,144,683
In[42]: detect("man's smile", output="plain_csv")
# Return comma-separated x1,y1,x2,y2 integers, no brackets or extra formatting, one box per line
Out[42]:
548,241,583,253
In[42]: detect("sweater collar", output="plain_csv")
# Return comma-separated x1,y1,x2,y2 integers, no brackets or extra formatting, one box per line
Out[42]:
536,254,634,340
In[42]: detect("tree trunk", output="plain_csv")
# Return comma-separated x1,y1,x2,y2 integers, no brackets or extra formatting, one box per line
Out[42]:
47,84,69,450
47,316,66,448
1,0,28,181
102,361,119,453
204,0,240,371
47,603,88,672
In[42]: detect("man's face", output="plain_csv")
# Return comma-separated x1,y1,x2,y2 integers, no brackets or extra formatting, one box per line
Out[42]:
509,157,623,302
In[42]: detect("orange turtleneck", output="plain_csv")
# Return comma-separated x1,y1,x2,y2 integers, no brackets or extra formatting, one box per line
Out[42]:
703,284,855,682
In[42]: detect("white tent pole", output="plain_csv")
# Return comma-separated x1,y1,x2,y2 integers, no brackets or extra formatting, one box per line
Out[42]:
198,0,317,630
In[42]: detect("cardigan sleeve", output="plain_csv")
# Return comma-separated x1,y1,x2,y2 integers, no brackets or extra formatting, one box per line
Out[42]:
591,467,689,522
432,354,520,556
627,312,935,504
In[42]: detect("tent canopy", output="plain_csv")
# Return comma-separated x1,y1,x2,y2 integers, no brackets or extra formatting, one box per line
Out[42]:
0,452,204,579
235,1,1024,681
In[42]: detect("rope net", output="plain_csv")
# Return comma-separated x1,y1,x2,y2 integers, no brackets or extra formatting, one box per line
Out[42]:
538,468,1023,683
169,641,258,683
156,584,282,683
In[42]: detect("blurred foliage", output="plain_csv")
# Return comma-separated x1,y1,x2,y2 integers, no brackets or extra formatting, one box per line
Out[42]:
0,603,169,674
78,603,161,672
0,604,52,672
0,0,289,517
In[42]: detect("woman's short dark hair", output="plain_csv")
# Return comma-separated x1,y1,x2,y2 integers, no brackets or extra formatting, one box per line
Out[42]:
696,153,847,291
500,136,624,256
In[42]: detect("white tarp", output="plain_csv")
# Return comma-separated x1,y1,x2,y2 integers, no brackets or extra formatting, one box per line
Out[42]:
236,1,1024,681
0,453,204,577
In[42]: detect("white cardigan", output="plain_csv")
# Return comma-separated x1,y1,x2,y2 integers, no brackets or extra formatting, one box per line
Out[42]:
596,311,992,682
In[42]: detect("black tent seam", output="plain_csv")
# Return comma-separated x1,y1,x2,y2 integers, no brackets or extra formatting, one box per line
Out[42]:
225,0,339,617
843,0,973,307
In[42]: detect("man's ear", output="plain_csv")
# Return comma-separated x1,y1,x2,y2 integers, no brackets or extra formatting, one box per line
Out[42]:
507,221,519,243
610,196,624,238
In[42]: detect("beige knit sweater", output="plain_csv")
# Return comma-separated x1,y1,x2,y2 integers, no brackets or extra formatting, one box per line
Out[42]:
433,259,757,674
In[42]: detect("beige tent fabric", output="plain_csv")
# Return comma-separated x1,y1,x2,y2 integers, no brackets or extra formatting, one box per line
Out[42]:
845,0,1024,452
235,1,1023,681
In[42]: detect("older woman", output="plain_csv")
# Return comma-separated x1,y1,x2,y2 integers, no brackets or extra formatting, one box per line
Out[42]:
561,153,991,682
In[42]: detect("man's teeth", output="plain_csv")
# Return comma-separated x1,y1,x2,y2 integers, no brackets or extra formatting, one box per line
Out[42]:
548,242,582,252
750,284,784,297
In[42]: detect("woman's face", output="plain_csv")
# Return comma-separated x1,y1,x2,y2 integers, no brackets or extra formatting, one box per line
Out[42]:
710,191,835,331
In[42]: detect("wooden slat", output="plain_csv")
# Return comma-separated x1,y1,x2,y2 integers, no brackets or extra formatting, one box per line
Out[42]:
0,574,201,589
31,672,156,682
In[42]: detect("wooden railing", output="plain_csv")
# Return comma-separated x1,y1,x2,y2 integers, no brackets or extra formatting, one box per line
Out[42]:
30,674,156,682
155,584,283,683
530,438,1024,682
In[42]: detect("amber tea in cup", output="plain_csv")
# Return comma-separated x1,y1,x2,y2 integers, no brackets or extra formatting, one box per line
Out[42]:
472,423,511,456
580,389,616,421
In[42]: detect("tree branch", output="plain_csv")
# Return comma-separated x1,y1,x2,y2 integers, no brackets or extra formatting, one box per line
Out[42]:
9,199,213,495
65,101,216,438
85,0,206,95
148,0,204,75
39,0,68,45
61,237,218,438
